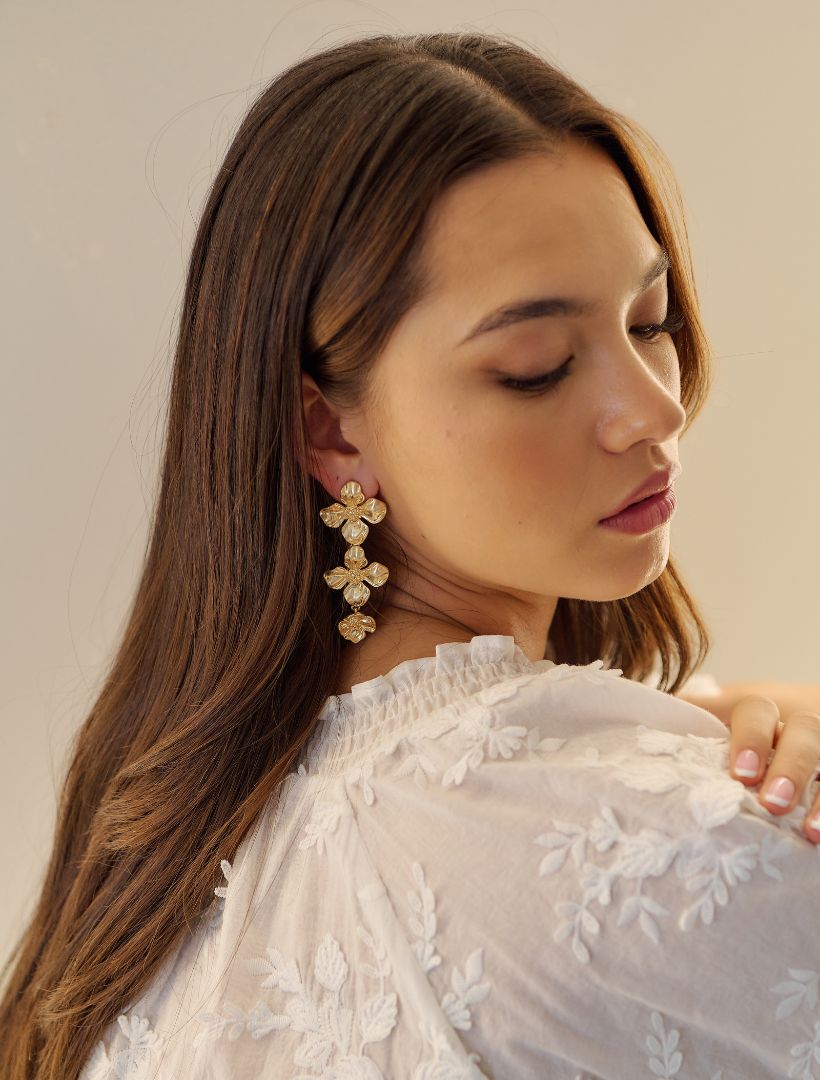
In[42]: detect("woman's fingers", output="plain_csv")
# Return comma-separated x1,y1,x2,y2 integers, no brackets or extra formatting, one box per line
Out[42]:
728,694,820,840
728,694,780,786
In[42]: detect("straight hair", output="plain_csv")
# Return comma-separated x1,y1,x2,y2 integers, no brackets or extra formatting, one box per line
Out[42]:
0,30,713,1078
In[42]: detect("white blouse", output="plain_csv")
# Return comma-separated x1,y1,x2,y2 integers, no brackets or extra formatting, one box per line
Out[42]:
79,635,820,1080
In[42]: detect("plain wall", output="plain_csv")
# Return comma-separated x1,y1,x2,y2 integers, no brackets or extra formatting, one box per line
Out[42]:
2,0,818,968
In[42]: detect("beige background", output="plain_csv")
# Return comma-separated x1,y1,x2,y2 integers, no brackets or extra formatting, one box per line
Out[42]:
2,1,818,965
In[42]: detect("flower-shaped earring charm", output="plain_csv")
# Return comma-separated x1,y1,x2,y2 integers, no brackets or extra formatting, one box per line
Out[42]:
319,480,390,643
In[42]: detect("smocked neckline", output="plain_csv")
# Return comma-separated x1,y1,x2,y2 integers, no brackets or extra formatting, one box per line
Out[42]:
318,634,539,719
306,634,556,769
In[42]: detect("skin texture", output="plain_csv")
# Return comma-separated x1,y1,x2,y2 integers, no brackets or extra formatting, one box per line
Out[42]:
303,140,685,689
303,139,820,842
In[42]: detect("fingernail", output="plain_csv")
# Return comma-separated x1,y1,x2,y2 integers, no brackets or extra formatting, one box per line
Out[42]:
734,749,760,778
808,811,820,833
763,776,795,808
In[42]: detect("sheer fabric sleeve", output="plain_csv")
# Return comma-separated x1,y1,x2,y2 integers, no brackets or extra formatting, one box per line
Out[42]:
350,668,820,1079
78,659,819,1080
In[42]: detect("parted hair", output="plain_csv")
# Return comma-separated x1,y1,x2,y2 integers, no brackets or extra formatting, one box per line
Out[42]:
0,30,712,1078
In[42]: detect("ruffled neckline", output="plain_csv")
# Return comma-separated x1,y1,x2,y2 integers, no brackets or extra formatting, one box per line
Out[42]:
306,634,556,770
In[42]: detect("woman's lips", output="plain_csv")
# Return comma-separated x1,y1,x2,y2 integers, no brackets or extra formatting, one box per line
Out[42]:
598,486,677,533
600,462,682,521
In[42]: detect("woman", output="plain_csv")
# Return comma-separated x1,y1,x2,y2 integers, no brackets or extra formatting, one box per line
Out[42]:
2,30,818,1080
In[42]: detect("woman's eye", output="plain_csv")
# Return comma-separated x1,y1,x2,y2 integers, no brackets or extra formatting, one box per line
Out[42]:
500,305,686,395
631,305,686,342
499,358,572,394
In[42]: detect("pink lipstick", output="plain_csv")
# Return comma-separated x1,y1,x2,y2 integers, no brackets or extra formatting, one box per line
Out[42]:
598,486,677,533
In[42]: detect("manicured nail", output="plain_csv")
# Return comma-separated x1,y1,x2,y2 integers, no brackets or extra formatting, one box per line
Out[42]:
734,749,760,778
808,811,820,833
763,776,795,808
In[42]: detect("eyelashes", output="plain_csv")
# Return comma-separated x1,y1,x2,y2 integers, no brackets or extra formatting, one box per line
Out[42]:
633,306,687,341
500,358,573,394
499,306,686,394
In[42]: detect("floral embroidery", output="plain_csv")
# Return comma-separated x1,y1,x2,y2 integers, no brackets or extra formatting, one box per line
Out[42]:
525,725,568,758
192,998,290,1043
587,724,815,839
407,862,442,975
771,966,820,1078
346,758,377,806
641,1011,725,1079
390,743,440,789
298,784,354,856
208,930,489,1076
440,952,492,1034
773,968,820,1021
406,862,491,1032
192,859,494,1078
536,799,794,964
296,671,552,842
298,664,607,826
383,674,544,792
440,716,529,788
194,927,398,1078
412,1021,486,1079
634,965,820,1080
786,1024,820,1079
79,1014,163,1080
83,648,819,1078
645,1011,683,1077
206,858,233,930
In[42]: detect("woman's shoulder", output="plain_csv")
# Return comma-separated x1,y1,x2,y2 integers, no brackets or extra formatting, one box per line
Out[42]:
297,652,817,862
301,647,731,791
281,654,820,1079
80,652,819,1080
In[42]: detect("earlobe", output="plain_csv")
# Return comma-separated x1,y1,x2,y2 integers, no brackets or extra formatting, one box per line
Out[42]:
320,466,383,507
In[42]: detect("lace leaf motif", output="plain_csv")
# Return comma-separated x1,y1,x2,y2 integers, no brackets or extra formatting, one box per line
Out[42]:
534,722,808,966
193,927,396,1076
297,664,607,854
78,1014,163,1080
193,911,489,1079
317,665,552,797
406,861,491,1033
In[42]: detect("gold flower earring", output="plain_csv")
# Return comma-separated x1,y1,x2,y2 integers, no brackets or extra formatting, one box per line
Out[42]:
319,480,390,643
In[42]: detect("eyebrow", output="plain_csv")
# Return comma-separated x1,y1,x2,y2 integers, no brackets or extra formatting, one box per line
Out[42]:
457,247,671,346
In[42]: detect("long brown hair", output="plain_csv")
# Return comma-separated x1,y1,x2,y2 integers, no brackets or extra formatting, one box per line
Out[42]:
0,30,713,1078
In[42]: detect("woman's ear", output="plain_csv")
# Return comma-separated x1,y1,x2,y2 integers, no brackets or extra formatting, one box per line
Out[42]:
300,371,381,502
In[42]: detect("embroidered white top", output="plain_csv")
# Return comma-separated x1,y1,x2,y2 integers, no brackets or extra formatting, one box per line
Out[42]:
79,635,820,1080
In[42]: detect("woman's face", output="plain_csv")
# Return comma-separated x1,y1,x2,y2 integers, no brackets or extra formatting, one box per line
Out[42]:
304,140,687,656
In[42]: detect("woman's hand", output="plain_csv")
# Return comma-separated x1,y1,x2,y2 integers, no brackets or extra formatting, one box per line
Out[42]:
677,681,820,843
